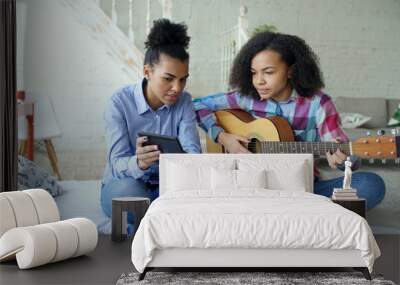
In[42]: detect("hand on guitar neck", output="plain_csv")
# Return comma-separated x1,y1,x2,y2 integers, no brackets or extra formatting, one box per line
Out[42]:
217,132,251,154
218,131,347,170
207,110,400,164
325,137,348,170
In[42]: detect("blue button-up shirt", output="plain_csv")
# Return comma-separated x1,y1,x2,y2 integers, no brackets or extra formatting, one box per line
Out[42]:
102,79,201,185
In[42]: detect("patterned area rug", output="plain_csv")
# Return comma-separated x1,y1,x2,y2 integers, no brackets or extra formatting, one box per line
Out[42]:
116,271,396,285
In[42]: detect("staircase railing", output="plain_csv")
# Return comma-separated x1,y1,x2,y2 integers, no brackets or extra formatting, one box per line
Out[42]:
95,1,249,92
64,0,144,80
95,0,173,45
220,5,250,91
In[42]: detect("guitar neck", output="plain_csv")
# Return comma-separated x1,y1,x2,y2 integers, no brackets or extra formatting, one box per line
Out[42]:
249,141,351,156
211,109,399,159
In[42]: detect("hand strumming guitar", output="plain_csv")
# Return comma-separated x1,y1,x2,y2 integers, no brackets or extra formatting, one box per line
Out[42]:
217,132,251,154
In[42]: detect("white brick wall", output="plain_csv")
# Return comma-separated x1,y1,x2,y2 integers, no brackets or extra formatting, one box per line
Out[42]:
126,0,400,99
33,147,107,180
17,0,400,179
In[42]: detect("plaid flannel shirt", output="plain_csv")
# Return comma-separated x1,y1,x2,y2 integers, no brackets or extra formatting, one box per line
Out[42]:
193,90,348,144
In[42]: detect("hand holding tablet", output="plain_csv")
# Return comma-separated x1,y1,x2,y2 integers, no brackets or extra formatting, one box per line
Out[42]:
136,135,161,170
137,132,185,154
136,132,185,170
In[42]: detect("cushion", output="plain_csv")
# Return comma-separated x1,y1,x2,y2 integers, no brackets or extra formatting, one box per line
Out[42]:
0,191,39,228
167,163,211,191
238,159,309,192
0,196,17,237
236,169,267,188
0,189,60,238
334,97,387,129
265,163,307,192
211,169,267,190
211,168,236,190
24,189,60,224
387,99,400,121
0,218,97,269
340,113,371,129
387,103,400,127
18,155,63,197
166,159,236,192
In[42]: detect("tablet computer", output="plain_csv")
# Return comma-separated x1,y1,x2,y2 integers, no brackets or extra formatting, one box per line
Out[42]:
138,132,185,153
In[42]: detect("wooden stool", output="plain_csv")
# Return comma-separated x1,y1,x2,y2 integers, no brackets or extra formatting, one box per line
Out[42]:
111,197,150,242
17,93,62,180
18,139,62,180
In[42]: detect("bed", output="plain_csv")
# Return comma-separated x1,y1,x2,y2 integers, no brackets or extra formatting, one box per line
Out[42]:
131,154,380,280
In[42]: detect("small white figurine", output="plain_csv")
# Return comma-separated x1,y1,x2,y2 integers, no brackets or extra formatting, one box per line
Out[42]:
342,157,352,190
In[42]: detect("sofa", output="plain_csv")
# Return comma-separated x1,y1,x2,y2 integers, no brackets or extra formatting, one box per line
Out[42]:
320,97,400,234
333,96,400,143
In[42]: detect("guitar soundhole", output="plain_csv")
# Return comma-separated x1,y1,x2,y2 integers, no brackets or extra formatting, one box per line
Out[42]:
248,138,259,153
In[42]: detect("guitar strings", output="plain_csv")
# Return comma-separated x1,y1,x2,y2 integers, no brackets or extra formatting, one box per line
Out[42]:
248,141,350,155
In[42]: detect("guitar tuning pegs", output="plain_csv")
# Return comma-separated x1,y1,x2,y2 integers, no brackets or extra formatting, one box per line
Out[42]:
377,129,385,136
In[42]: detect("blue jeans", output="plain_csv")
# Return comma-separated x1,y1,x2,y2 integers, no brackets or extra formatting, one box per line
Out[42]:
314,172,385,210
100,178,159,224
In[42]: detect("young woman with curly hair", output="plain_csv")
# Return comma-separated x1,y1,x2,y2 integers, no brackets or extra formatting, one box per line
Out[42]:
101,19,201,221
194,32,385,210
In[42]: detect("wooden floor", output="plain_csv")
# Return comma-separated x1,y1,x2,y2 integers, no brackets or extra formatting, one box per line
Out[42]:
374,234,400,284
0,235,398,285
0,235,134,285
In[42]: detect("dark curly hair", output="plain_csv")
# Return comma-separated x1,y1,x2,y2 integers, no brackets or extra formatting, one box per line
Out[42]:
229,32,324,98
144,19,190,66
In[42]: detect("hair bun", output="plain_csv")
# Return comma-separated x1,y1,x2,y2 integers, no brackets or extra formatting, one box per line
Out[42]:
145,19,190,50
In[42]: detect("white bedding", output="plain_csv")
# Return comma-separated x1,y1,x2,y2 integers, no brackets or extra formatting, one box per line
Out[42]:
131,190,380,273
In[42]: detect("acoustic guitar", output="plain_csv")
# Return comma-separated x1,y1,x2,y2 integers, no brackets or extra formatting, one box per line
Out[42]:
206,110,400,162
